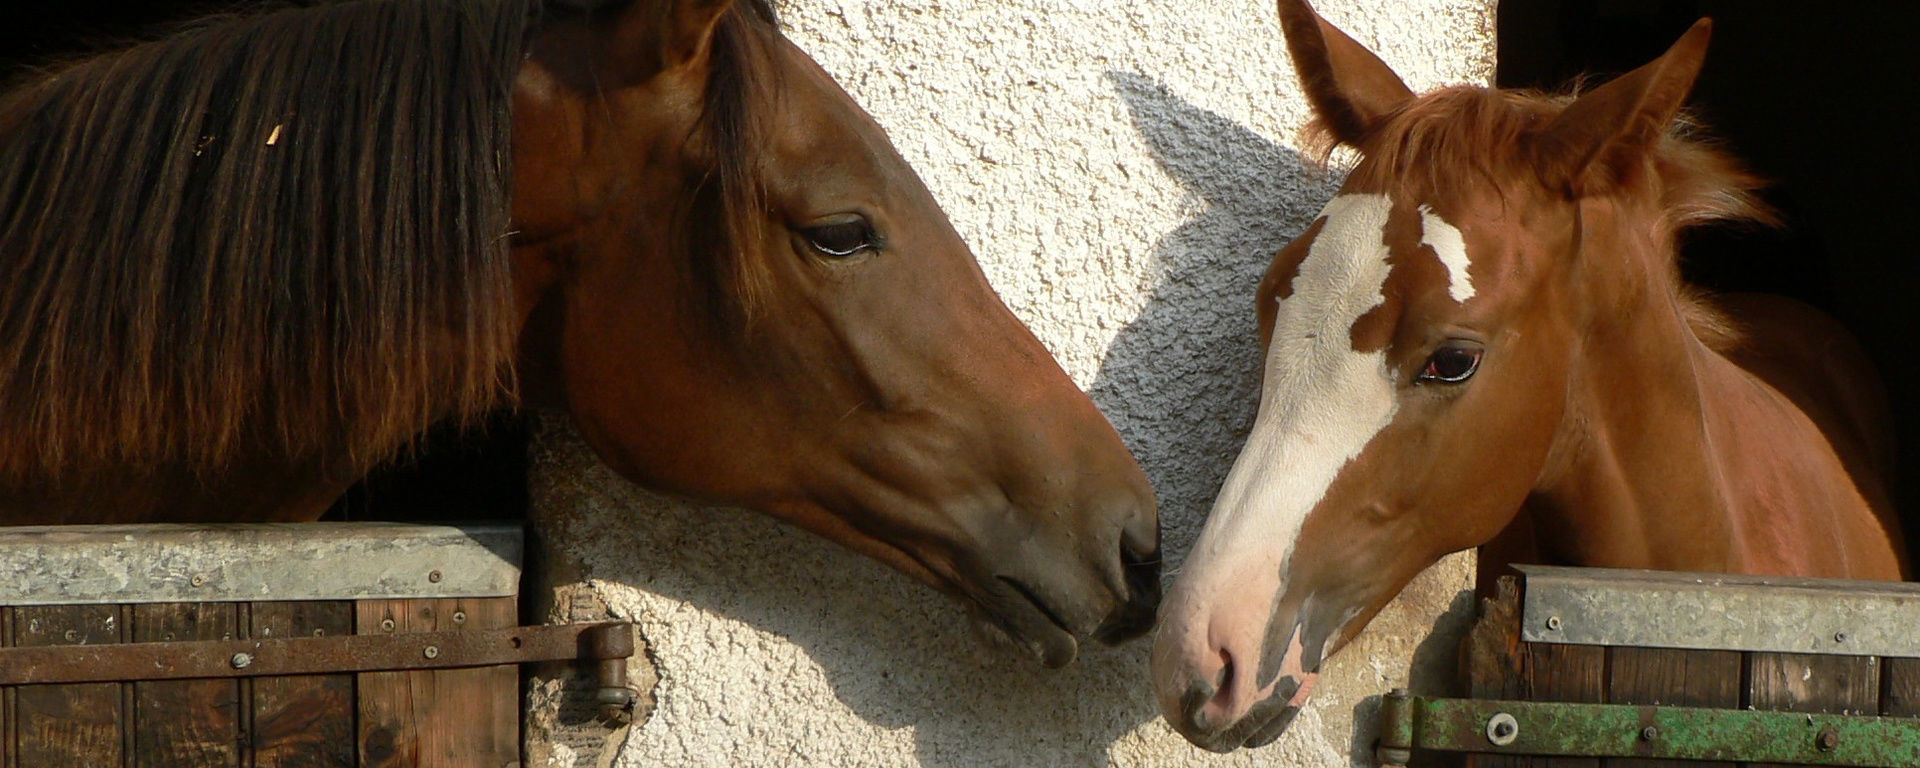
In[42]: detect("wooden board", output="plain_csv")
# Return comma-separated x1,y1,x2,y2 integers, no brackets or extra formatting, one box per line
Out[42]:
1885,658,1920,717
1746,653,1881,768
251,601,355,768
131,602,242,767
2,523,527,767
10,605,125,767
357,597,517,768
1605,647,1740,768
1463,570,1920,768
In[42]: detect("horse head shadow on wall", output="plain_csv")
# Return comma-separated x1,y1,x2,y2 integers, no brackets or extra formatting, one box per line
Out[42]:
1095,70,1336,562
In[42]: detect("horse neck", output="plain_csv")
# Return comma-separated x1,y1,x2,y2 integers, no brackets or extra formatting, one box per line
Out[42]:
1525,201,1866,575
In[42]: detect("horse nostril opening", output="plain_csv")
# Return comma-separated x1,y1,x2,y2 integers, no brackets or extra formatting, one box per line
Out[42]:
1092,546,1161,644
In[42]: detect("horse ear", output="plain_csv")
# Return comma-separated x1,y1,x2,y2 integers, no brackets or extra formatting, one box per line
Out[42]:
1276,0,1414,147
558,0,735,82
655,0,735,70
1534,18,1713,196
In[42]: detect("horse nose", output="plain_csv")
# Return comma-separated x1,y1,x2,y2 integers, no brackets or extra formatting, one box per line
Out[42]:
1152,610,1267,751
1090,481,1161,642
1094,519,1161,642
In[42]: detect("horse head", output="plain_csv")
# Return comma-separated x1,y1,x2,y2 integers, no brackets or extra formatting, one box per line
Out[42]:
1153,0,1726,748
508,0,1159,667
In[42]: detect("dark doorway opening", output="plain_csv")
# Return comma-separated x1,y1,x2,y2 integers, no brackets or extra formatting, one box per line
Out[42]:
1500,1,1920,562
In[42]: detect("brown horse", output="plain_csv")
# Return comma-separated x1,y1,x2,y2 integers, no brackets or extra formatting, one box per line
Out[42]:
1150,0,1906,750
0,0,1159,667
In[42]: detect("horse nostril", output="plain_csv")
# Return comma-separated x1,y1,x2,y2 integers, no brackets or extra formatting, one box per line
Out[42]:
1092,541,1161,644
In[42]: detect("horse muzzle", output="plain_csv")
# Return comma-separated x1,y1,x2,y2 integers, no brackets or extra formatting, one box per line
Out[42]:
962,492,1162,667
1152,593,1332,751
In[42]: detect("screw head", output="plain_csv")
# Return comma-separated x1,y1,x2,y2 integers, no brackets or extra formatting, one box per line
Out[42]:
423,645,440,660
62,629,79,642
231,652,253,669
379,618,396,632
1834,631,1848,644
1817,728,1840,751
427,570,443,583
1545,616,1563,632
1486,713,1520,746
190,574,206,587
452,611,467,625
1641,726,1660,742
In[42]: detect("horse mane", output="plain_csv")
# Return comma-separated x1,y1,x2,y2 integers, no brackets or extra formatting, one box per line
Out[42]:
0,0,535,480
1306,85,1777,351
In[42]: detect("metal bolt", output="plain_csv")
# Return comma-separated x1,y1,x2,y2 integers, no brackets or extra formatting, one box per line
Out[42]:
427,570,443,583
312,628,326,637
1545,616,1563,632
190,574,206,587
1486,713,1520,746
379,618,396,632
1816,728,1840,752
231,652,253,669
452,611,467,625
1833,631,1848,644
423,645,440,660
1641,726,1660,742
62,629,79,642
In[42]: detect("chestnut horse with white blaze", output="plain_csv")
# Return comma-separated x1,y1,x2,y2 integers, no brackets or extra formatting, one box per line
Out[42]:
0,0,1158,668
1152,0,1905,751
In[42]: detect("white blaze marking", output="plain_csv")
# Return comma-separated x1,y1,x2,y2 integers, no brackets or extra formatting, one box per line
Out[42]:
1418,204,1474,302
1175,193,1402,621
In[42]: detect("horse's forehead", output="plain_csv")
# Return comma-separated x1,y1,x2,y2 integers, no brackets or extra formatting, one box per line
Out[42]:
1279,193,1476,349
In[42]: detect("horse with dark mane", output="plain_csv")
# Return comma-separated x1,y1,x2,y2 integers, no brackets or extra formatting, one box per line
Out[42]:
0,0,1160,668
1151,0,1905,751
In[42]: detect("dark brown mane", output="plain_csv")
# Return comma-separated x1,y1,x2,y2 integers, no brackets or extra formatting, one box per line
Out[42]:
1309,84,1776,349
0,0,535,480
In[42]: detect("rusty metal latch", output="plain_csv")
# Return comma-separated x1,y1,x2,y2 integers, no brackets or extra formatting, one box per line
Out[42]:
0,621,635,713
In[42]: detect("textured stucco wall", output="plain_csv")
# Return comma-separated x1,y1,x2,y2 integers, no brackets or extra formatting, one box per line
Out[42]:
528,1,1494,765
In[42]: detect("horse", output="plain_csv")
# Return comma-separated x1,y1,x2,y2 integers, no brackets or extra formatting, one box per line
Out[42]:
0,0,1161,668
1149,0,1906,751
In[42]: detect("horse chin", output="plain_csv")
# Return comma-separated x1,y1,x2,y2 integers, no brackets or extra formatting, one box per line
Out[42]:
963,597,1080,668
1180,673,1315,752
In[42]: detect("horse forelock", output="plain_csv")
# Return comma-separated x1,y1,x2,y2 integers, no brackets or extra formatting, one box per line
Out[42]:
1308,85,1772,352
0,0,536,481
674,0,784,337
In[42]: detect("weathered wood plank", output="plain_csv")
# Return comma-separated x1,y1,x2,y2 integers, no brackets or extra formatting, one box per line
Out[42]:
357,596,519,767
357,600,417,768
11,605,125,767
1884,658,1920,716
251,602,355,768
1526,643,1606,768
1748,652,1880,768
1464,577,1526,768
416,598,518,766
4,606,14,768
131,603,241,768
1604,647,1740,768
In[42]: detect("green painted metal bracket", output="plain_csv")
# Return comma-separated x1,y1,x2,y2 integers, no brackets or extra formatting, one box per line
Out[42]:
1376,690,1920,767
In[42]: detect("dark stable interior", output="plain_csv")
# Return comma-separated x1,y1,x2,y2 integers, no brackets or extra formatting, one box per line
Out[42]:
1501,0,1920,565
3,2,1917,560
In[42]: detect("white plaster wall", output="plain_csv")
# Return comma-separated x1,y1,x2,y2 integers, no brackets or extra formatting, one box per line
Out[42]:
529,0,1493,765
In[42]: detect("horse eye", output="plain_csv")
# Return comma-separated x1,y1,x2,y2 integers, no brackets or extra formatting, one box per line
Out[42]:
1417,344,1483,384
802,218,877,258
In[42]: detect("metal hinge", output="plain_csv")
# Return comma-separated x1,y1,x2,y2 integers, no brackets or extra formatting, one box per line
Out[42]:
1376,689,1920,768
0,621,638,717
